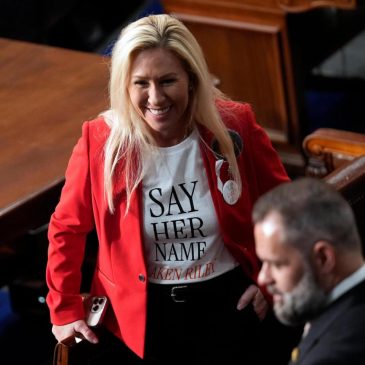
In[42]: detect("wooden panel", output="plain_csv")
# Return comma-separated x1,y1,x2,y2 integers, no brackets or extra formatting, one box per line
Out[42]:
163,0,355,14
163,0,358,171
163,0,281,13
163,0,304,152
182,16,290,142
278,0,355,12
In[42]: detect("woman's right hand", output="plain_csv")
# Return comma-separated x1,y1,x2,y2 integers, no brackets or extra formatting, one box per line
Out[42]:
52,319,99,343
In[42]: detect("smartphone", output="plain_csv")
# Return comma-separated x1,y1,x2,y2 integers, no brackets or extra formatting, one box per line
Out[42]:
84,295,108,327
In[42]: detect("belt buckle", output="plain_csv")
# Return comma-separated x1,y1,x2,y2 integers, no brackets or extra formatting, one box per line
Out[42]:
171,285,188,303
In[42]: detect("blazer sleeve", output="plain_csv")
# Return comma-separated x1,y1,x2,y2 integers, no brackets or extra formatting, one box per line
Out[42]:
241,103,289,198
46,122,95,325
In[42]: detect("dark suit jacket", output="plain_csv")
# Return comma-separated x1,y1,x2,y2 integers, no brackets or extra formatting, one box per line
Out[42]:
289,279,365,365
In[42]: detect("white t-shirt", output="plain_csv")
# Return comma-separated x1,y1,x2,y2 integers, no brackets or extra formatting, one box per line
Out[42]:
142,130,238,284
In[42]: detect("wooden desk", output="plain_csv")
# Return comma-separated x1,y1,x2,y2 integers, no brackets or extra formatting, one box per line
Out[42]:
0,38,109,245
162,0,358,173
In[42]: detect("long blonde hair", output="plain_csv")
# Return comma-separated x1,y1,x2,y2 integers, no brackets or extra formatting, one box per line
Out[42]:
102,14,241,213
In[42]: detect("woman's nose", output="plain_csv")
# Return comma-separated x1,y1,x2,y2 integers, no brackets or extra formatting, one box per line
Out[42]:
148,83,165,105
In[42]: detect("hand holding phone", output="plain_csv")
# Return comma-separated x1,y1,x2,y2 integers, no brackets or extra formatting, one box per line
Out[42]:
84,296,108,328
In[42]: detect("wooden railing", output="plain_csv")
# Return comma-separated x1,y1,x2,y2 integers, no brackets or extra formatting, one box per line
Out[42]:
303,128,365,177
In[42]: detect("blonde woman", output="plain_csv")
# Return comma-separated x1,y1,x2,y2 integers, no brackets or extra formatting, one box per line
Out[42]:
46,14,291,365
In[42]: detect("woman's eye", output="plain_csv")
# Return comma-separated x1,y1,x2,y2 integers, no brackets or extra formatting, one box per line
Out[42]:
161,78,176,85
134,80,148,87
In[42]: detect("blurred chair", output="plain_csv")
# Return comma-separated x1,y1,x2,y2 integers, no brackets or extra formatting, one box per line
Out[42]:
303,128,365,253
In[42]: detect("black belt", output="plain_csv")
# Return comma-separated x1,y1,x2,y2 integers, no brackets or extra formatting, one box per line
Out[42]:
148,266,250,303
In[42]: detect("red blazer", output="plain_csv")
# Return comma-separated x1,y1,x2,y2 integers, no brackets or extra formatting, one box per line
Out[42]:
46,100,289,358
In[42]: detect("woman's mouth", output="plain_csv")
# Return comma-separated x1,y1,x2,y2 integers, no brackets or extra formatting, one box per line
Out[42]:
148,106,170,115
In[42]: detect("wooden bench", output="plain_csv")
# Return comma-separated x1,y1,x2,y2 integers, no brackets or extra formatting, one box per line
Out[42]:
303,128,365,251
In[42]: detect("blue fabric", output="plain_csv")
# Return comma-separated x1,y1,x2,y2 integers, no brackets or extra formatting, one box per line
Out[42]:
0,288,19,337
305,79,365,134
138,0,164,18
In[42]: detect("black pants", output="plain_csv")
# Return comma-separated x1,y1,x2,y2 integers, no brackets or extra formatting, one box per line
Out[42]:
91,267,300,364
144,266,262,365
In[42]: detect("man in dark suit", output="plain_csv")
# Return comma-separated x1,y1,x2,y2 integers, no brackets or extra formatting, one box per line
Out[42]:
252,177,365,365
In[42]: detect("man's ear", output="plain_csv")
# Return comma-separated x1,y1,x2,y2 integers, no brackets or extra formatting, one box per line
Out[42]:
312,240,336,274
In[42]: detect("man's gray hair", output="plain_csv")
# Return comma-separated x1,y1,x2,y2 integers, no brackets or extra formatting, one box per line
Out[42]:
252,178,362,255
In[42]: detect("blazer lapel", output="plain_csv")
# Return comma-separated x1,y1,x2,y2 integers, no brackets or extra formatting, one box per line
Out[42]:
294,292,355,364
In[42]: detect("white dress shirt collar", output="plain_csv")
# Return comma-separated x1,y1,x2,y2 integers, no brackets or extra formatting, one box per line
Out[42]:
328,264,365,304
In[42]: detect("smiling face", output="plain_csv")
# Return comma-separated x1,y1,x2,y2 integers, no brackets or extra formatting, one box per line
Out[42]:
255,212,327,325
128,47,191,147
